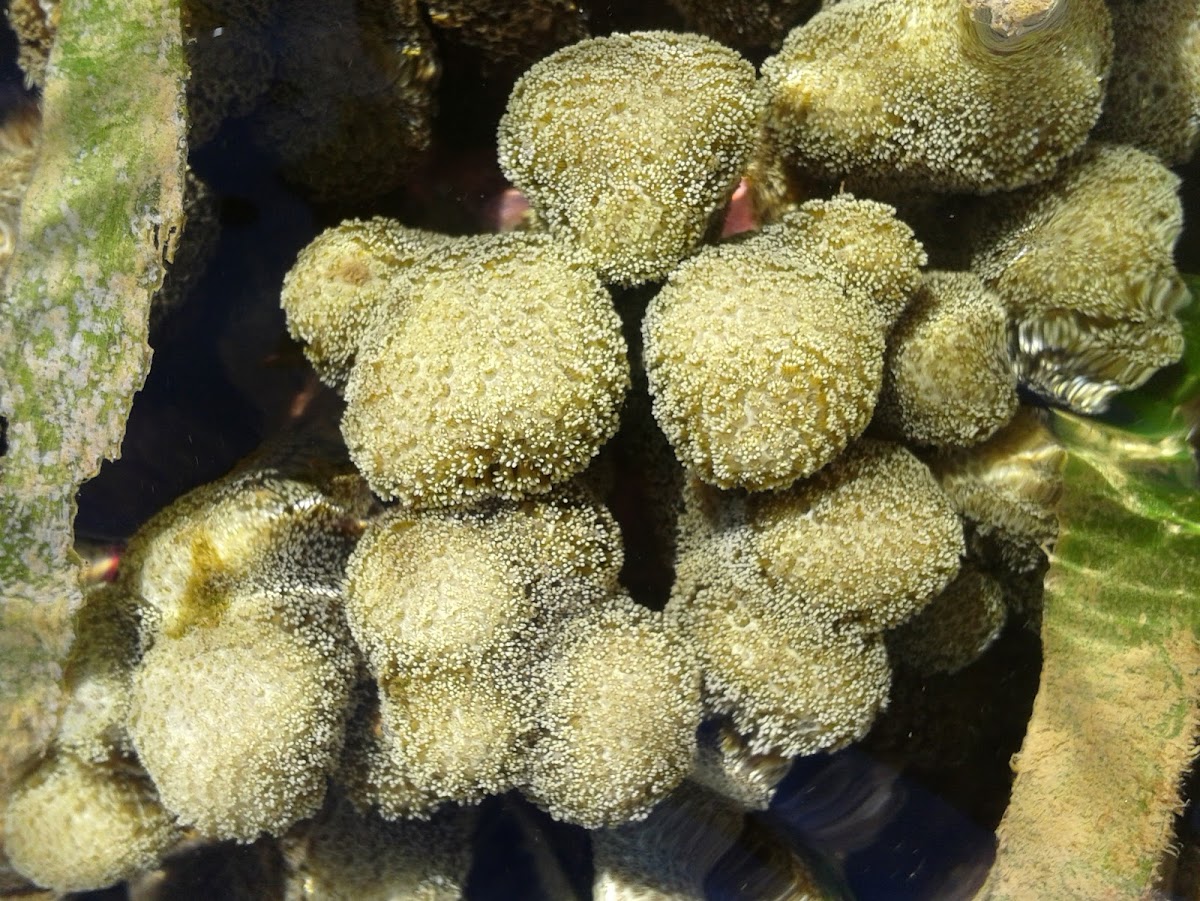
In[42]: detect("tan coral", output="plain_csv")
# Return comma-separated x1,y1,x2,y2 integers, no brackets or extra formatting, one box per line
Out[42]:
256,0,439,201
887,563,1008,673
747,439,965,630
4,752,179,893
279,219,455,386
55,583,139,764
339,232,628,508
497,31,762,285
968,143,1190,412
525,595,702,828
667,481,894,757
282,795,474,901
759,0,1113,194
926,405,1066,574
665,0,819,51
642,206,921,491
1096,0,1200,164
128,585,356,841
423,0,587,71
876,270,1018,447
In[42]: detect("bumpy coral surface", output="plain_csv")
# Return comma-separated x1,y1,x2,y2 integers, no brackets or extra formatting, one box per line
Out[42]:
877,270,1018,446
289,228,631,509
345,491,700,827
4,752,179,893
759,0,1113,194
968,143,1191,412
642,198,922,491
1096,0,1200,164
746,439,964,630
498,31,762,285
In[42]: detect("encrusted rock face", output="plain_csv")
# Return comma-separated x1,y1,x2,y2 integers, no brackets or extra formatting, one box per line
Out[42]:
759,0,1113,195
498,31,762,285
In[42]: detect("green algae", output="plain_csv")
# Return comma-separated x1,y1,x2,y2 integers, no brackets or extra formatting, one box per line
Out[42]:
0,0,187,789
985,283,1200,898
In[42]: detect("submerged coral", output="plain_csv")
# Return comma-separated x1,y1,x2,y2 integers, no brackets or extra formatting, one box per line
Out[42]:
5,0,1197,893
968,143,1190,412
497,31,762,285
758,0,1113,195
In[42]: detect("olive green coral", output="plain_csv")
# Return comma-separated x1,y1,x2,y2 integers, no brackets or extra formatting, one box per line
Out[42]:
4,752,179,893
497,31,762,285
344,491,700,826
114,468,365,841
968,143,1190,412
746,439,965,630
343,233,627,508
642,198,923,491
876,270,1018,447
1096,0,1200,164
759,0,1113,194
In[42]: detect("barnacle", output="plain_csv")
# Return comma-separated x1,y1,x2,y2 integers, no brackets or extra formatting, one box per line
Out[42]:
497,31,762,285
759,0,1113,194
968,143,1191,412
4,752,179,893
330,231,629,508
642,199,922,491
1095,0,1200,164
876,270,1018,447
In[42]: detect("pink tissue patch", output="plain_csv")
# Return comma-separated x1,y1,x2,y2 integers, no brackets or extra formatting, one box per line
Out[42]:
493,187,532,232
721,179,757,237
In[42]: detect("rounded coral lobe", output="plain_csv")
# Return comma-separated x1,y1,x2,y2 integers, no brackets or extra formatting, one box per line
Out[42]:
497,31,762,285
642,222,891,491
340,231,629,509
748,439,965,631
758,0,1113,194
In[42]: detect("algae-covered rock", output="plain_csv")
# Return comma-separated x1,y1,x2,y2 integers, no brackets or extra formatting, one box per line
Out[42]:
0,0,188,798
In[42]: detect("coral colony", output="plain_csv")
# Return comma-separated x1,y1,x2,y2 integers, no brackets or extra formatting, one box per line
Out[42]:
4,0,1198,893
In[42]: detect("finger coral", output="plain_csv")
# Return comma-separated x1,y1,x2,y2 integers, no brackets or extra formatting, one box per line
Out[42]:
526,596,701,827
759,0,1113,195
642,197,923,491
117,468,365,841
746,439,965,630
968,143,1191,412
497,31,762,285
876,270,1018,447
344,490,700,826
